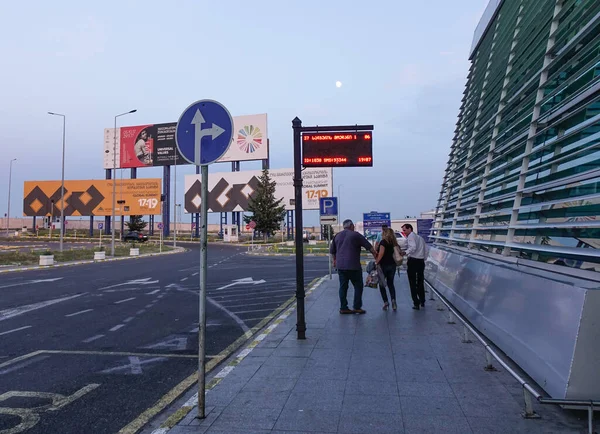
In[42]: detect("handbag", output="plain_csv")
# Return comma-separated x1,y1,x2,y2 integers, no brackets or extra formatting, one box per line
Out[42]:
393,245,404,266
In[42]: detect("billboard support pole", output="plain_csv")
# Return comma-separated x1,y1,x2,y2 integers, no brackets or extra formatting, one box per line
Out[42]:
173,159,177,248
163,166,170,238
292,117,306,340
105,169,111,235
198,164,209,418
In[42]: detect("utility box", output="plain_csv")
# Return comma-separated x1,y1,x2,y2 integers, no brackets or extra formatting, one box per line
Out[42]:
223,225,239,243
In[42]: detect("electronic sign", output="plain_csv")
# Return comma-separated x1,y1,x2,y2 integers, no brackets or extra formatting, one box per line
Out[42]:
302,132,373,167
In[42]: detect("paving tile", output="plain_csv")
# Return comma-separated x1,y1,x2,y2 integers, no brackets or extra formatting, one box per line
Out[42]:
342,393,401,414
263,355,309,368
242,376,297,393
271,345,315,357
274,409,341,432
466,416,558,433
345,379,398,396
293,378,347,394
209,406,281,431
403,414,473,433
348,366,397,382
299,365,349,381
397,381,455,398
457,396,524,418
450,381,516,401
247,347,275,357
252,364,304,379
284,391,344,412
337,409,404,433
227,390,290,410
396,365,447,383
400,395,463,417
170,425,209,433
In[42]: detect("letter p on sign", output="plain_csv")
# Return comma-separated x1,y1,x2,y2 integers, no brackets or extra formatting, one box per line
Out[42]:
319,197,338,217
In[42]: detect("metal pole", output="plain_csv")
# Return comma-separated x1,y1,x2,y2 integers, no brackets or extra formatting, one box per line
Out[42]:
292,117,306,339
111,109,137,256
6,159,16,238
328,227,332,279
50,201,54,240
173,155,177,248
198,164,209,418
60,115,65,252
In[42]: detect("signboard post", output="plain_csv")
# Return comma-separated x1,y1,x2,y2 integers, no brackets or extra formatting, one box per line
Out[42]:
320,197,338,280
363,212,391,240
176,99,233,419
248,220,256,250
292,118,373,340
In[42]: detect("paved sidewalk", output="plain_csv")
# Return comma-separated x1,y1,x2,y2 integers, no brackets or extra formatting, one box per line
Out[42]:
163,273,592,433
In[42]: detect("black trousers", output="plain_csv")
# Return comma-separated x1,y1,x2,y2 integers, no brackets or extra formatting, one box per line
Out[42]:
407,257,425,306
378,264,397,303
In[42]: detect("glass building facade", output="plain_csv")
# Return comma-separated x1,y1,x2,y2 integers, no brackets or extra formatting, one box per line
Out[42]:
434,0,600,272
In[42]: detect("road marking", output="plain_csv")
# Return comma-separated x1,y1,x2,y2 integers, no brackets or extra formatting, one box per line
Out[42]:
146,289,160,295
136,309,145,315
123,317,134,323
0,277,64,290
99,278,158,290
192,272,199,276
145,304,153,308
0,355,49,375
100,356,166,375
110,324,125,332
180,277,188,282
65,309,93,317
82,334,105,343
0,293,85,322
41,350,207,359
231,308,283,314
143,337,188,351
0,325,32,336
216,277,266,291
207,297,249,333
115,297,136,304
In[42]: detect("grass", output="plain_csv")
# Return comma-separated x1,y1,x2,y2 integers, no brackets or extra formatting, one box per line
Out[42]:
0,243,173,266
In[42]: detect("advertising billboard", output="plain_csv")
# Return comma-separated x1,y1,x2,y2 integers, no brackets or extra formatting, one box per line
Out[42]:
23,179,162,217
104,114,268,169
184,168,332,213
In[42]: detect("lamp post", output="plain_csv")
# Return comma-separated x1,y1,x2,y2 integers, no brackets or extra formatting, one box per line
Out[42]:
48,112,66,252
6,158,16,237
111,109,137,256
338,184,343,227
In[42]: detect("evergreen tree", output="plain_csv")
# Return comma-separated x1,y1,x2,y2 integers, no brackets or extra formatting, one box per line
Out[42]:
126,215,147,232
322,224,335,239
244,169,286,240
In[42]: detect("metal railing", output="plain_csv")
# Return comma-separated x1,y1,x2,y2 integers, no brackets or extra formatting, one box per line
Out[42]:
425,279,598,434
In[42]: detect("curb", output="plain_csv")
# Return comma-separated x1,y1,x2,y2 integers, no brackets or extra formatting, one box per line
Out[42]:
0,247,186,274
147,275,329,434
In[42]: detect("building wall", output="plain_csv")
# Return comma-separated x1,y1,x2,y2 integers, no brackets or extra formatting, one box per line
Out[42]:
434,0,600,273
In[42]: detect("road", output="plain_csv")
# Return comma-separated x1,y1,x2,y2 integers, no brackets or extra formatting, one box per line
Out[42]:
0,244,328,434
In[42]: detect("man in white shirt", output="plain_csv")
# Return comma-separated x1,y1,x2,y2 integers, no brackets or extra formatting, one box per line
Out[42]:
401,223,428,310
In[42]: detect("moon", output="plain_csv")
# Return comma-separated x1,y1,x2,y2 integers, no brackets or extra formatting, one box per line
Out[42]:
335,81,342,88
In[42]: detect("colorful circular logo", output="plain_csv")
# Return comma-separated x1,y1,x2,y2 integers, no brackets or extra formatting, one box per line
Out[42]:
237,125,263,153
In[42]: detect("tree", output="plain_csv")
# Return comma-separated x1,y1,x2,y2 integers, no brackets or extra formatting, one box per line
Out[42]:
126,215,147,232
244,169,286,240
322,225,335,240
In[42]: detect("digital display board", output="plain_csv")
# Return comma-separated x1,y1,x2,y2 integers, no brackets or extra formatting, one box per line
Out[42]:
302,132,373,167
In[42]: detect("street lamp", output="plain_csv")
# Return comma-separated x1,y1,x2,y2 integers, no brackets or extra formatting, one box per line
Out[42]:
111,109,137,256
6,158,16,237
48,112,66,252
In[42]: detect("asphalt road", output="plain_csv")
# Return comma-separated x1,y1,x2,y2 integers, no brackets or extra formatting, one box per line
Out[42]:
0,244,328,434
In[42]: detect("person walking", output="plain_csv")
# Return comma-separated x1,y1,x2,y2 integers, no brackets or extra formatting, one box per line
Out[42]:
401,223,428,310
330,219,377,314
374,227,399,311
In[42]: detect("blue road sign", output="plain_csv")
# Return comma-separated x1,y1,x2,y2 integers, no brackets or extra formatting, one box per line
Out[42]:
319,197,338,216
158,223,164,230
363,212,391,239
175,99,234,166
98,223,103,230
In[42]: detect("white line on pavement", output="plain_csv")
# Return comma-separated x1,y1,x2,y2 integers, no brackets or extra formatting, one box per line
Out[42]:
0,293,85,322
115,297,136,304
0,355,49,375
146,289,160,295
123,317,135,323
110,324,125,332
136,309,145,315
82,334,105,343
207,297,249,333
230,308,282,315
192,272,199,276
180,277,188,282
0,325,32,336
65,309,93,317
145,304,153,308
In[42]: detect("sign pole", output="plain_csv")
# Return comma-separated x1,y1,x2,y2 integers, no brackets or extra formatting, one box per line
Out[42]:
328,227,332,280
160,226,163,253
292,117,306,340
198,164,209,418
99,229,102,248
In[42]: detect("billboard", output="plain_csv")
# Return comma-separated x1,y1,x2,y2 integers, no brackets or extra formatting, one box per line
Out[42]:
104,114,268,169
184,168,332,213
417,218,434,243
23,179,162,217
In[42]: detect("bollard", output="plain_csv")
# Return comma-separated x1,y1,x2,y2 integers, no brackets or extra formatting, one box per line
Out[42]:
447,310,456,324
521,388,540,419
484,349,497,371
588,403,595,434
461,325,472,343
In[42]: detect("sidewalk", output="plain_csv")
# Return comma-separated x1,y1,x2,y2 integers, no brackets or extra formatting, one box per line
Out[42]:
160,273,591,434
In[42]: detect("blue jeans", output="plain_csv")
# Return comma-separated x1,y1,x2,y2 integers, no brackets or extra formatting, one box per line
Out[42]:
338,269,364,310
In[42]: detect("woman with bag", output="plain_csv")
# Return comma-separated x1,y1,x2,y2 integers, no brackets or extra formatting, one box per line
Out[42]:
375,228,401,311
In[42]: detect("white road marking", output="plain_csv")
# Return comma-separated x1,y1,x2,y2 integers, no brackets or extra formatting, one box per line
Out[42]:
110,324,125,332
0,355,49,375
143,337,188,351
123,317,135,323
115,297,136,304
136,309,145,315
145,304,153,308
180,277,188,282
207,297,249,333
82,334,105,343
146,289,160,295
65,309,93,317
100,356,166,375
0,277,64,290
0,293,85,322
231,308,283,314
0,325,32,336
192,272,199,276
99,278,158,290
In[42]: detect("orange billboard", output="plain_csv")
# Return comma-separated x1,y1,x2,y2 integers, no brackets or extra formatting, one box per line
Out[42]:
23,179,162,216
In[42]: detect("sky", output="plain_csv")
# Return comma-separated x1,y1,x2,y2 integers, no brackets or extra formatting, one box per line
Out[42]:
0,0,489,226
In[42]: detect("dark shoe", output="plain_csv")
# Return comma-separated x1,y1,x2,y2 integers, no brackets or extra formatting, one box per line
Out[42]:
353,308,367,314
420,302,425,307
392,300,397,311
412,305,420,310
339,308,354,314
